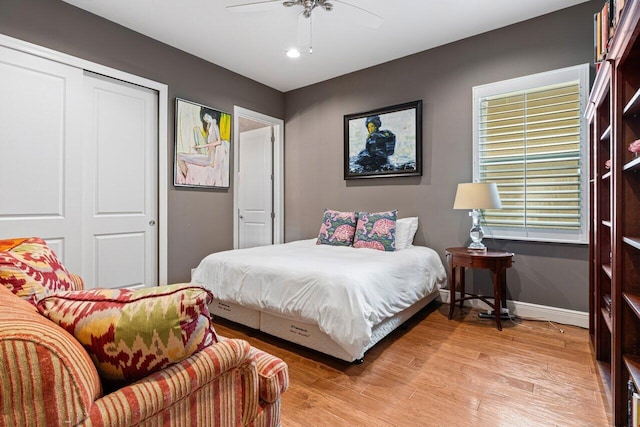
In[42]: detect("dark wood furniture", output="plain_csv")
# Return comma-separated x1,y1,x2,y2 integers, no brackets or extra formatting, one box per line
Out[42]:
445,247,514,331
586,3,640,425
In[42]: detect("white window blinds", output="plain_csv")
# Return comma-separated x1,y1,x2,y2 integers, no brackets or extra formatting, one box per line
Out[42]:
472,65,589,243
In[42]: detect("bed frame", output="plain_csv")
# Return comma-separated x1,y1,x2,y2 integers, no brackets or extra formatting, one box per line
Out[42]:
209,288,440,363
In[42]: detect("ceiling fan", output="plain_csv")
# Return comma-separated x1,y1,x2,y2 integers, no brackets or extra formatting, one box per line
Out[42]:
227,0,383,54
288,0,333,18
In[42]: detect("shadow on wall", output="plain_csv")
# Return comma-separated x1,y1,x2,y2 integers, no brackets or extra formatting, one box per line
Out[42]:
470,238,588,309
345,176,422,187
465,268,522,303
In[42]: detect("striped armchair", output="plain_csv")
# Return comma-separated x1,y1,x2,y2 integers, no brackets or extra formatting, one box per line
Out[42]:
0,281,288,426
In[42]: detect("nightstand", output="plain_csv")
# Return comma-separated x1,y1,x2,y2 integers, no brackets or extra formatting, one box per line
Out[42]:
445,247,514,331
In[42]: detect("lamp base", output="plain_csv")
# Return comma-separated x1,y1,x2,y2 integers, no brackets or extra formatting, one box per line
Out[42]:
467,242,487,251
468,209,487,251
466,247,488,253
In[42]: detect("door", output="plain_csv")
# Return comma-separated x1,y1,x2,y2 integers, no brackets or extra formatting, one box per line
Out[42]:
0,45,84,269
238,126,273,249
233,107,284,249
83,72,158,289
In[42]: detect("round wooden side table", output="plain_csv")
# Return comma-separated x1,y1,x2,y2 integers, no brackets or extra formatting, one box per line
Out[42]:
445,247,514,331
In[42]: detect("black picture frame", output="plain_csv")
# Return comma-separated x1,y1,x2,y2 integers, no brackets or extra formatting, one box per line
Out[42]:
344,100,422,180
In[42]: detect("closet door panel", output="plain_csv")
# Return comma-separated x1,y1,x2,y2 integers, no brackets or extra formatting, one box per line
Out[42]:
0,45,83,270
83,72,158,289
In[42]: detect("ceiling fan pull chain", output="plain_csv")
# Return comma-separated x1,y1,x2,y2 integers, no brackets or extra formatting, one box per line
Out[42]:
309,13,313,54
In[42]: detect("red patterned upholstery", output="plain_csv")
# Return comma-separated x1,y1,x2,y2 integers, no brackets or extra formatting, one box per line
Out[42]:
0,237,75,304
37,284,217,385
250,347,290,403
0,239,288,426
0,284,102,426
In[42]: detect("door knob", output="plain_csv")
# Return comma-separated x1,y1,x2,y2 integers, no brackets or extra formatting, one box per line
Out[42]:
149,220,156,226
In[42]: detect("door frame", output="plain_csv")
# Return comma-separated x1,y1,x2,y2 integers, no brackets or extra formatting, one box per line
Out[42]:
0,33,169,286
233,106,284,249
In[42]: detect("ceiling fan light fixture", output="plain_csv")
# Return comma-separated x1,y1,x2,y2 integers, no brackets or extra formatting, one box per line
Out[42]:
286,48,301,58
322,2,333,11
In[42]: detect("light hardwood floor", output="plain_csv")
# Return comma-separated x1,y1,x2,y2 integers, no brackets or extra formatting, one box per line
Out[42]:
214,302,611,427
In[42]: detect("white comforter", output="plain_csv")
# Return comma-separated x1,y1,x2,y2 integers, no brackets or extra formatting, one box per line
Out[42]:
192,239,447,359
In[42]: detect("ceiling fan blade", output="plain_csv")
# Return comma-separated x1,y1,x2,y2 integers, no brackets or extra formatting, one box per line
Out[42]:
226,0,282,13
332,0,383,29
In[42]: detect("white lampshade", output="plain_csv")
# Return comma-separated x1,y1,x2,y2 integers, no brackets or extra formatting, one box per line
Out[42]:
453,183,502,210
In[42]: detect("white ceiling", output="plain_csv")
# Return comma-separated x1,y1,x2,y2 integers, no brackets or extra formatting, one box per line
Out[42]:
62,0,589,92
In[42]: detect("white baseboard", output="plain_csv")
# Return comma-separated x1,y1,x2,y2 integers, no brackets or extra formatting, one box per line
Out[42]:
438,289,589,329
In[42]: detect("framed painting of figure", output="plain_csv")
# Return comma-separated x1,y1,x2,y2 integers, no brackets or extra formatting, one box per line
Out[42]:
344,100,422,179
174,98,231,188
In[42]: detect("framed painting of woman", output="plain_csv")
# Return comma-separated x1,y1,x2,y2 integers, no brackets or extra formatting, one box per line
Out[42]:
174,98,231,189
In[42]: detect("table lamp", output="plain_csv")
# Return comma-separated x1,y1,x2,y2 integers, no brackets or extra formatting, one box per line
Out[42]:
453,182,502,250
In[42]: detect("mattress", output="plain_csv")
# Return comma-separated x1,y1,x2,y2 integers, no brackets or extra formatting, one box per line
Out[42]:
194,239,447,361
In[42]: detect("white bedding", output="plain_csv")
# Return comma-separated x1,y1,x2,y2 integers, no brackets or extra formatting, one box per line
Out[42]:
192,239,447,360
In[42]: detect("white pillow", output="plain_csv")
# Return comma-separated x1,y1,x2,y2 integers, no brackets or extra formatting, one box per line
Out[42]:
395,217,419,250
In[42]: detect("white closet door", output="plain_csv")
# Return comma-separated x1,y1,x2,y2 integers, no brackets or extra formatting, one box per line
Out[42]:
0,45,84,269
83,73,158,289
238,126,273,249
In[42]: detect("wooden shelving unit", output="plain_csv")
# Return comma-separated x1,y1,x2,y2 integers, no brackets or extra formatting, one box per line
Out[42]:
624,354,640,388
586,2,640,425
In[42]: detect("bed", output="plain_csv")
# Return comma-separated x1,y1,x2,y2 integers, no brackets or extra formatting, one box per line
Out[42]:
191,238,447,362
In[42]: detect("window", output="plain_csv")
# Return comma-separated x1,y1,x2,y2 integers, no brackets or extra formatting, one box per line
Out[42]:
472,64,589,244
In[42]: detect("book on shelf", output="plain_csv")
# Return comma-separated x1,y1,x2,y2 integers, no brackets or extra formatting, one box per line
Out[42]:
630,380,635,426
630,379,640,427
594,4,608,63
630,380,637,426
613,0,626,29
595,10,603,62
594,0,630,63
603,293,612,316
602,1,610,57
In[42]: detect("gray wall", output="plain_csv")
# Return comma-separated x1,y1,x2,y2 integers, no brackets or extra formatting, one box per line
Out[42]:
283,1,601,312
0,0,285,284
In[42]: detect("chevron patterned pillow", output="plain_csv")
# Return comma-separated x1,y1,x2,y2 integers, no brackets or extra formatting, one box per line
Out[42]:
0,237,75,305
37,283,217,386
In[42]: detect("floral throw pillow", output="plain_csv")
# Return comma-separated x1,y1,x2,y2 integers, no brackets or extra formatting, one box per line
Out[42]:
353,210,398,251
37,283,217,386
316,209,358,246
0,237,75,305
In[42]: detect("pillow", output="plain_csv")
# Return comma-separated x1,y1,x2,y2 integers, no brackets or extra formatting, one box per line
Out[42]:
0,237,75,305
353,210,397,251
37,283,217,386
316,209,358,246
395,217,419,250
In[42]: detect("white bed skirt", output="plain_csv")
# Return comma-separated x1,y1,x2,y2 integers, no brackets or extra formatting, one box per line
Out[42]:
210,288,440,362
